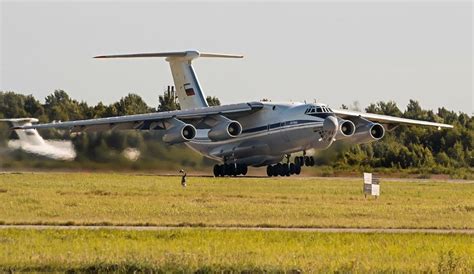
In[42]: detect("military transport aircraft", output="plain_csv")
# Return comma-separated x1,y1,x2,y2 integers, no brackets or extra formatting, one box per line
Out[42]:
14,50,453,177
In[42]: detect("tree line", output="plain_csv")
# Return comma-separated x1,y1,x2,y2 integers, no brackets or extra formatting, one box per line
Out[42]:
0,89,472,177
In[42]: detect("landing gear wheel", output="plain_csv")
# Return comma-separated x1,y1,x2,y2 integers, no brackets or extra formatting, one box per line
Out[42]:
216,164,248,177
295,164,301,175
304,156,311,166
224,164,231,176
284,164,290,176
309,156,315,166
276,163,285,176
299,156,305,166
289,163,296,174
213,164,221,177
272,163,278,176
294,157,300,166
236,164,243,175
229,164,237,176
267,165,273,177
222,164,227,176
218,164,225,177
242,165,248,176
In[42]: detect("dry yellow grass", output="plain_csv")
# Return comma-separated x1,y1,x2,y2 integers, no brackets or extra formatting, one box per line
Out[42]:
0,172,472,228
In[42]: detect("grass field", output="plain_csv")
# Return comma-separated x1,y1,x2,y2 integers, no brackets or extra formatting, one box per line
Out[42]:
0,172,473,228
0,173,473,272
1,228,473,272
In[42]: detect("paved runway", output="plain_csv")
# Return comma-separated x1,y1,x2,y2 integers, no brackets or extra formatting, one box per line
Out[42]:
1,225,472,234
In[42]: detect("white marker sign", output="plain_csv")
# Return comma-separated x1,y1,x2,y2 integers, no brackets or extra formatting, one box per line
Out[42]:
363,172,380,197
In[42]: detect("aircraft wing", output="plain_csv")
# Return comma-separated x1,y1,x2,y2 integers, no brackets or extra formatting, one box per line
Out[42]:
14,102,264,132
333,109,453,129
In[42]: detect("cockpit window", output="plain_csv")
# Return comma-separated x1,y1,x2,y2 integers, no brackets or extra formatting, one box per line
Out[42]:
306,106,332,114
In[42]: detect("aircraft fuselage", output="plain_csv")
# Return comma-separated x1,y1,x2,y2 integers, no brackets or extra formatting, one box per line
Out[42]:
187,102,338,167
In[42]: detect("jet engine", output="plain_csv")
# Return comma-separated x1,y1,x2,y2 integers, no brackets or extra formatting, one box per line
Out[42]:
347,121,385,144
335,119,356,139
208,120,242,141
162,119,196,144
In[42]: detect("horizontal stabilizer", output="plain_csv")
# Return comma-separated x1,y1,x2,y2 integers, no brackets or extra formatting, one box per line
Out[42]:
0,118,39,124
200,53,244,58
94,50,243,60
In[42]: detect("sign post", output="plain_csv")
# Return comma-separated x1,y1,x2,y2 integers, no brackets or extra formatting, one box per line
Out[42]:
363,172,380,198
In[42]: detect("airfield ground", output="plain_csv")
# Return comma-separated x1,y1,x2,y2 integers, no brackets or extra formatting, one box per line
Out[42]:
0,173,473,272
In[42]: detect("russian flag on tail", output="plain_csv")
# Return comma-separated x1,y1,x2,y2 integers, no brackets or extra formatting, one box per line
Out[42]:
184,83,195,96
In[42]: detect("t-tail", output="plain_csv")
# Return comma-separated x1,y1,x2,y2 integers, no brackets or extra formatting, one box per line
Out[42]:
0,118,45,146
94,50,243,110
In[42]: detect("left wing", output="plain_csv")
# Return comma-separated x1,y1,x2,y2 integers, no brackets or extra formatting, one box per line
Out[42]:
333,109,453,129
13,102,264,132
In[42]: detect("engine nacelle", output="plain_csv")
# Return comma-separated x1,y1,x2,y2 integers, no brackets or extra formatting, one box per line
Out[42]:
208,120,242,141
347,122,385,145
162,124,196,144
335,119,356,140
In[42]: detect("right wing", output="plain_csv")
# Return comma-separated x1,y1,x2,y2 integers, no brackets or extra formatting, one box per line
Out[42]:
14,102,263,132
333,109,453,129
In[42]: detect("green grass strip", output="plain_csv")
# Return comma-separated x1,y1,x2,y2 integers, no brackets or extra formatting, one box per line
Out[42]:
0,228,473,272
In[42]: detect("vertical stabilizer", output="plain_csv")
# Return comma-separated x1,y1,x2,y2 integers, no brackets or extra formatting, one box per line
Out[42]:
167,51,209,110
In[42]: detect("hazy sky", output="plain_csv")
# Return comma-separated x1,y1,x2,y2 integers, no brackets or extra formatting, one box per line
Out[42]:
1,1,472,113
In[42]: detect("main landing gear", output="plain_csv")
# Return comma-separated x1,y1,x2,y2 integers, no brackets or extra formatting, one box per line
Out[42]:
266,163,301,177
294,156,315,167
213,163,248,177
266,156,315,177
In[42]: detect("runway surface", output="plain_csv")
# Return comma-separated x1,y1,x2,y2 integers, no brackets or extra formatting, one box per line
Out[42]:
1,225,472,234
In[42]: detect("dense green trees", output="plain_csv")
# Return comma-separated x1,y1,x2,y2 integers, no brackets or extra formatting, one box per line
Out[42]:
157,89,221,112
158,87,179,112
0,89,472,175
332,100,473,173
206,96,221,106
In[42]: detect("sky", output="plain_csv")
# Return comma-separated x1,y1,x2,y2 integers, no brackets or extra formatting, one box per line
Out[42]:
1,1,472,114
